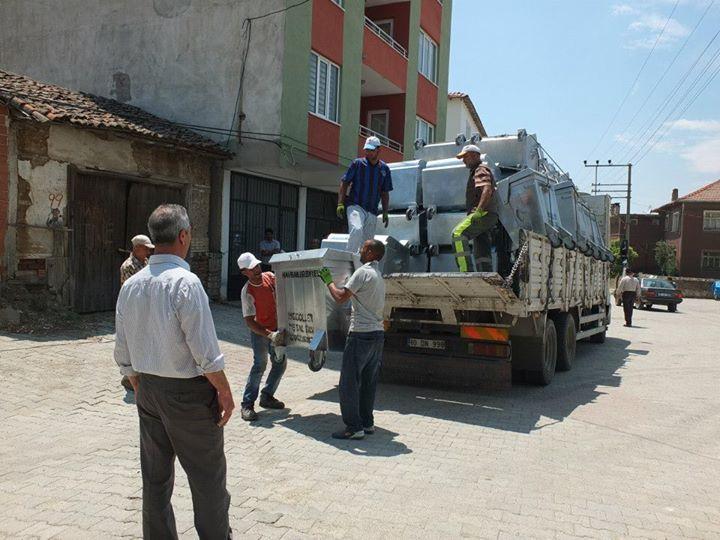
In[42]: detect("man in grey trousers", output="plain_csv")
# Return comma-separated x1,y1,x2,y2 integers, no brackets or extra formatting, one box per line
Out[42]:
115,204,234,539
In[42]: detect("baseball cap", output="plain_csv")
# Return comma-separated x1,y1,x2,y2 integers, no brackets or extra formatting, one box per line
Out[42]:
237,252,261,270
131,234,154,249
363,136,382,150
456,144,482,158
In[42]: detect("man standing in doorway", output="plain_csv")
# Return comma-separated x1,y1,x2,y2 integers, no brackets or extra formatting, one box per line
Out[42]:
451,144,498,272
319,239,386,440
617,269,641,327
119,234,154,392
258,228,282,272
114,204,234,540
337,136,393,253
237,252,287,422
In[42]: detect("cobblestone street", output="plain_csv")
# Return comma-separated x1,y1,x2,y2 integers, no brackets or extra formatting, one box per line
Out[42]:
1,299,719,539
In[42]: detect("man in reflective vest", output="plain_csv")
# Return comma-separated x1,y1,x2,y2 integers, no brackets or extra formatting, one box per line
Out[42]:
451,144,498,272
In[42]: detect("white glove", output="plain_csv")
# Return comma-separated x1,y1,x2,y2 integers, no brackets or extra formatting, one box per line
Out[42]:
268,331,284,346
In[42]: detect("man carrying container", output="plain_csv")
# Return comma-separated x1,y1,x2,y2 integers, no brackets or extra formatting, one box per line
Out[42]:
451,144,498,272
318,239,386,440
337,136,393,253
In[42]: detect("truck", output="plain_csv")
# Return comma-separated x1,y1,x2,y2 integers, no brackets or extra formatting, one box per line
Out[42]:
271,130,613,389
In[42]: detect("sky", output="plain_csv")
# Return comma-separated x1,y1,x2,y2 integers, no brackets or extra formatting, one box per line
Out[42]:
448,0,720,213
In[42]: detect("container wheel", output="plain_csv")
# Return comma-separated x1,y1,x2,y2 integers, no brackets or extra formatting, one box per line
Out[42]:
555,313,576,372
308,350,326,372
529,319,557,386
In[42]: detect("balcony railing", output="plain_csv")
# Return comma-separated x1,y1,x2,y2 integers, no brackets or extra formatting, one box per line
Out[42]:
364,17,408,58
360,125,403,153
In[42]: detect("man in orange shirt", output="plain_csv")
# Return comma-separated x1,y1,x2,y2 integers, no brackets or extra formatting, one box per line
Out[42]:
237,253,287,421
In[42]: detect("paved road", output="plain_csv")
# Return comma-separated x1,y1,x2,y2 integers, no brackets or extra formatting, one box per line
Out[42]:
1,299,719,539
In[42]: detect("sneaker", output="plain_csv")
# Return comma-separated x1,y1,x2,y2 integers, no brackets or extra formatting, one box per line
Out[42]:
363,425,375,434
241,406,258,422
259,395,285,409
332,429,364,440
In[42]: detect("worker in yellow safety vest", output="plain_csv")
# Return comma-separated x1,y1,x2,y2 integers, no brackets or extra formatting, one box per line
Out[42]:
451,144,498,272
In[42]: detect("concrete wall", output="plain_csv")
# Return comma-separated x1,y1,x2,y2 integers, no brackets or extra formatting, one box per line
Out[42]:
0,0,285,142
6,117,221,303
0,105,9,278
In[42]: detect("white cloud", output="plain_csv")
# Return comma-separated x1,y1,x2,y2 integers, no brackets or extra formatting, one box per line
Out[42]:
665,119,720,132
655,118,720,173
681,138,720,173
612,4,636,15
625,15,689,49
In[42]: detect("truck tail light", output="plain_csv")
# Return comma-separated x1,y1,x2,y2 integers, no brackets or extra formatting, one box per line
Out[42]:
460,326,509,342
467,342,511,359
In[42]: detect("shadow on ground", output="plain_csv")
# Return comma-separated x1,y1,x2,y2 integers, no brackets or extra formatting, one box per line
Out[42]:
305,337,639,435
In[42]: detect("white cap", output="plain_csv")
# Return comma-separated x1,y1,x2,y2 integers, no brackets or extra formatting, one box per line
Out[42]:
237,252,261,270
363,136,382,150
456,144,482,158
131,234,154,249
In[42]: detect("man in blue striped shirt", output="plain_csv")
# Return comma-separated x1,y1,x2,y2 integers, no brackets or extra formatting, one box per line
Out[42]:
337,136,393,252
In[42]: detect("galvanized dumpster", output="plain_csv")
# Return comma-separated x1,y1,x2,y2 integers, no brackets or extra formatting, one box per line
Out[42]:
270,248,360,371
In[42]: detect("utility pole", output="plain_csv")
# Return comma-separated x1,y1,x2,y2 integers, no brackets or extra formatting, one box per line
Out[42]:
583,160,633,273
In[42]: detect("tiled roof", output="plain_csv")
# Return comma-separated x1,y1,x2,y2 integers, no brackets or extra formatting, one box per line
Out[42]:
448,91,487,137
654,179,720,211
0,69,231,156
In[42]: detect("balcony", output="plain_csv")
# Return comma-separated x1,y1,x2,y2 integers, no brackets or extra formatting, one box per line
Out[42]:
362,17,407,94
359,125,404,163
364,17,407,58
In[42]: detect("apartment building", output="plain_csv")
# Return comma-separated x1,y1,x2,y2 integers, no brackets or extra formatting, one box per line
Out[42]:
0,0,452,300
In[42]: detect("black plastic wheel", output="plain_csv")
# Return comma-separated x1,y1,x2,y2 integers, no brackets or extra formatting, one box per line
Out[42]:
308,350,326,372
668,303,677,312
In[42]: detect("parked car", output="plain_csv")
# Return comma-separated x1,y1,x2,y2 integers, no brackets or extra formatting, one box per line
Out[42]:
635,277,683,312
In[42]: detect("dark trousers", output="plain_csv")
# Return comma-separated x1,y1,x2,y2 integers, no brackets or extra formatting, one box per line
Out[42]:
137,374,231,540
339,331,384,432
622,291,636,325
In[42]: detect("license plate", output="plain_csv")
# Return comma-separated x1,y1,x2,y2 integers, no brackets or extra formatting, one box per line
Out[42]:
407,338,446,350
658,292,672,297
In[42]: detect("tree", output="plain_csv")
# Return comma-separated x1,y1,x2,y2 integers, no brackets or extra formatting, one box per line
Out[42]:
609,239,638,277
654,241,677,276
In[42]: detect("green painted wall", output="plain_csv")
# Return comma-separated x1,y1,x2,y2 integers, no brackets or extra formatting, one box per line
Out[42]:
280,0,313,148
435,0,452,141
339,2,365,166
402,0,422,159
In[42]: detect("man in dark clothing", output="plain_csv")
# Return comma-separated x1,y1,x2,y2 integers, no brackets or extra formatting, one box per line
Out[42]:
451,144,498,272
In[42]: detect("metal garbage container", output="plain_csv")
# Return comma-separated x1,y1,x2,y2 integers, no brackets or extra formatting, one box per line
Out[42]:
270,248,360,371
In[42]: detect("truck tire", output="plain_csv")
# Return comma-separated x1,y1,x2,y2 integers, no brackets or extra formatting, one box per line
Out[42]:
528,319,557,386
668,303,677,312
555,313,576,372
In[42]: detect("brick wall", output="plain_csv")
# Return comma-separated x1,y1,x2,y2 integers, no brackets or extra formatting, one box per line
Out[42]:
0,104,9,278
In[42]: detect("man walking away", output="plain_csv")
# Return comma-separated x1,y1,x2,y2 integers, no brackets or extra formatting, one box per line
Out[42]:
617,269,641,327
237,252,287,422
319,239,386,439
337,136,393,253
258,228,282,272
119,234,154,392
451,144,498,272
114,204,234,540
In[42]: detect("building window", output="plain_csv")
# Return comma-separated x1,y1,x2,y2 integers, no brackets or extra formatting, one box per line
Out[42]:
418,30,438,83
701,250,720,270
671,210,680,233
416,117,435,144
330,0,343,7
308,52,340,123
703,210,720,231
367,110,389,138
375,19,394,38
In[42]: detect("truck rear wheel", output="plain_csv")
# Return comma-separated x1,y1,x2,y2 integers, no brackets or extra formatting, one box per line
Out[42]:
555,313,576,372
528,319,557,386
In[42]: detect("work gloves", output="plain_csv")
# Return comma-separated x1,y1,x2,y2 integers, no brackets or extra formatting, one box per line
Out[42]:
336,203,345,220
470,208,488,225
267,330,285,346
382,210,389,228
318,267,333,286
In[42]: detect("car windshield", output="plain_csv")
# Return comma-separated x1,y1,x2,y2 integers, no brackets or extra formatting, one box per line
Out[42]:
642,279,674,289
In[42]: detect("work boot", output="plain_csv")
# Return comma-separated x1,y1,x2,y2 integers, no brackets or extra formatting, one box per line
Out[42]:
259,395,285,409
332,429,364,440
241,406,258,422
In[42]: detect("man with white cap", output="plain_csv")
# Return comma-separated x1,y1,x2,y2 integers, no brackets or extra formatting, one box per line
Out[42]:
337,135,393,252
451,144,498,272
120,234,154,285
237,252,287,422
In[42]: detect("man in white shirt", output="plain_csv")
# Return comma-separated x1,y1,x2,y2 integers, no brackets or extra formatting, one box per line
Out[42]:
616,269,641,327
258,228,282,271
114,204,234,540
319,239,386,440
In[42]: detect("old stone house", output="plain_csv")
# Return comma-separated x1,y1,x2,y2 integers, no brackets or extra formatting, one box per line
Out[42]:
0,70,230,312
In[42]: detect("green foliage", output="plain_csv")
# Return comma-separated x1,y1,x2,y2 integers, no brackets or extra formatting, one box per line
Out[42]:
609,239,638,277
654,241,677,276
